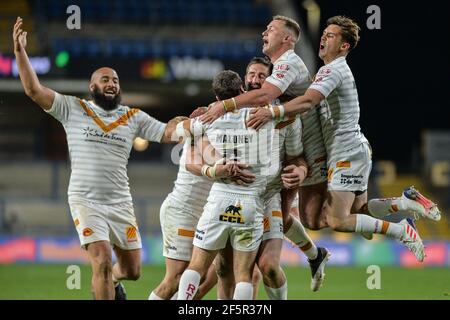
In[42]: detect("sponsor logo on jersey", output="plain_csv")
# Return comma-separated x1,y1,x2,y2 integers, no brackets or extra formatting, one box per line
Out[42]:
339,173,364,185
275,73,285,79
165,245,177,251
220,204,245,224
275,64,290,71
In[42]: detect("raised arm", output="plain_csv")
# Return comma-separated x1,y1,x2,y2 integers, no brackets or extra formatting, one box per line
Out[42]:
199,81,282,123
13,17,55,110
246,89,324,130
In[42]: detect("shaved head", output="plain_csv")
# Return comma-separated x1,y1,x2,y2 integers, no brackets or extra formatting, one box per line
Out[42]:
90,67,118,83
89,67,121,111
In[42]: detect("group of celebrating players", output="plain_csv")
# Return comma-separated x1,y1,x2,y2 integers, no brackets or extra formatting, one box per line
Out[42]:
13,13,441,300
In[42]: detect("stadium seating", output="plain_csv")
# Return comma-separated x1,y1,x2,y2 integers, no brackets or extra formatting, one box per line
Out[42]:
34,0,271,26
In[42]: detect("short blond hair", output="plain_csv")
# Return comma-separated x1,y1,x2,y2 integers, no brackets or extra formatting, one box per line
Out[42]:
273,15,301,43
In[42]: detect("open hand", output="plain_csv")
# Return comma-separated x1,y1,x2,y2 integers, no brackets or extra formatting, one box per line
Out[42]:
246,107,272,130
189,106,208,118
281,164,306,189
13,17,27,52
199,101,225,124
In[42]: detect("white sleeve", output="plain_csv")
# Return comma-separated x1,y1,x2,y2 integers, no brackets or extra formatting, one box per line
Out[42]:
44,92,74,124
265,59,298,93
284,116,303,157
190,117,207,137
309,65,342,98
136,110,167,142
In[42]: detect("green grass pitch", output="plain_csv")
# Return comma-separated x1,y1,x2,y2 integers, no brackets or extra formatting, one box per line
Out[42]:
0,264,448,300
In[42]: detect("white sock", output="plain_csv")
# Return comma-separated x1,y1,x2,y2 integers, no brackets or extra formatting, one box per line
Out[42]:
177,269,201,300
264,281,287,300
355,214,403,239
148,291,163,300
368,197,425,218
233,282,253,300
170,291,178,300
285,218,318,260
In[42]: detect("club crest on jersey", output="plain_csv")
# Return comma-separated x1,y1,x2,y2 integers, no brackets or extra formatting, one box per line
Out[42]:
220,204,244,224
126,226,138,242
82,227,93,237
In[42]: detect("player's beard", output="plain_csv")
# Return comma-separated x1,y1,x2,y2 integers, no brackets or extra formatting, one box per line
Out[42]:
245,82,261,91
90,86,122,111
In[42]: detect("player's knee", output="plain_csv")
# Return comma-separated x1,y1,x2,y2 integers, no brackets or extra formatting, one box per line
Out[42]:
258,257,279,281
125,266,141,281
93,259,113,279
215,261,232,279
298,212,318,230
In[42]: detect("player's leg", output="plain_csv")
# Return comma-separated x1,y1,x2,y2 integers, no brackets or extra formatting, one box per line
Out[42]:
256,238,287,300
281,189,319,259
258,195,288,300
150,258,188,300
69,201,114,300
106,201,142,299
194,263,218,300
86,240,115,300
230,200,264,301
281,188,330,291
252,265,262,300
298,182,328,230
113,247,141,281
215,243,262,300
299,107,329,230
367,186,441,221
177,246,218,300
214,242,235,299
326,144,425,261
178,197,229,300
233,248,259,300
150,196,201,299
112,246,140,299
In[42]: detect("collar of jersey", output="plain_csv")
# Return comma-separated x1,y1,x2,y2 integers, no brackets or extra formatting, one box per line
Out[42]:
77,99,139,133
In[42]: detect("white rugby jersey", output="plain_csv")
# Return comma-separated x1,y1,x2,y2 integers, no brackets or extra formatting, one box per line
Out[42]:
46,93,166,204
264,115,303,201
191,109,278,197
265,49,311,97
265,49,326,174
168,141,213,215
310,56,368,154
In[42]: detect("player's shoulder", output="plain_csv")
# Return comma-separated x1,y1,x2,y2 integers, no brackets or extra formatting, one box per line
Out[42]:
274,50,299,66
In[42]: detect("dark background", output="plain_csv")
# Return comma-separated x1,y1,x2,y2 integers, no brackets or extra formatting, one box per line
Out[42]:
305,0,450,170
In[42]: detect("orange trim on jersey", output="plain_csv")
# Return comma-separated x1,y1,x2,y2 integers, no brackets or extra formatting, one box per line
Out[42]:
271,211,282,218
327,168,334,183
178,229,195,238
78,99,139,133
336,161,351,168
300,242,312,252
381,221,390,234
275,119,295,129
